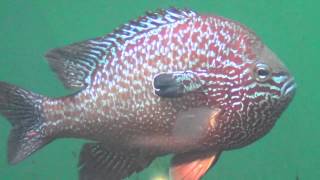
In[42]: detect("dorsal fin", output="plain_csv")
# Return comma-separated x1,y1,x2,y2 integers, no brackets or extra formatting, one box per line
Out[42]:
45,37,108,89
108,8,196,44
45,8,197,89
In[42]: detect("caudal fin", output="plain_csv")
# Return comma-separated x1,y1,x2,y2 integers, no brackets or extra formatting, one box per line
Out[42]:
0,81,51,164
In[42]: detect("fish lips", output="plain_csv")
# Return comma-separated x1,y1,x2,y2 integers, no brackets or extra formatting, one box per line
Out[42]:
281,77,297,98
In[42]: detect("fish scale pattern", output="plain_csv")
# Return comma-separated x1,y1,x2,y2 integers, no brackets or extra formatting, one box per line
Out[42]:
42,8,292,153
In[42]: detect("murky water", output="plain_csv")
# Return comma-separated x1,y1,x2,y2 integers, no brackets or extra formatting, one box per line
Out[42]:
0,0,318,179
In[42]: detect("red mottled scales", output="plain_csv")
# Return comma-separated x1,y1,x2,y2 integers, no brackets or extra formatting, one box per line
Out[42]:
0,8,296,180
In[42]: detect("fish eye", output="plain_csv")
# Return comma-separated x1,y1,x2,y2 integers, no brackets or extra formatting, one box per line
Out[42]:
254,63,271,82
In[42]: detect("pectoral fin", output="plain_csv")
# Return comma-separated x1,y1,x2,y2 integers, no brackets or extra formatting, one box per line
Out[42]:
170,151,221,180
153,71,204,98
78,143,155,180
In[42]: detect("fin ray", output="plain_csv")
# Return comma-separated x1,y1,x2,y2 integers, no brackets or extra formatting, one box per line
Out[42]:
0,82,51,164
45,8,196,89
170,151,221,180
45,41,103,89
79,143,155,180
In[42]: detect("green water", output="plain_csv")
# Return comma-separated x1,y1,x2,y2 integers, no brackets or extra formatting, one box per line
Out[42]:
0,0,318,179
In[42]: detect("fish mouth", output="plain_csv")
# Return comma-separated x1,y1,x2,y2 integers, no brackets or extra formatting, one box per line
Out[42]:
281,77,297,97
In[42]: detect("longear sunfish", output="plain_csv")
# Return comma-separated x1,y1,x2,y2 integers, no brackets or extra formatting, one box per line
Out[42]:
0,8,296,180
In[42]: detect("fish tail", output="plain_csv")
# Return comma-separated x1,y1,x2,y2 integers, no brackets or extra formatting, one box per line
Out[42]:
0,81,51,164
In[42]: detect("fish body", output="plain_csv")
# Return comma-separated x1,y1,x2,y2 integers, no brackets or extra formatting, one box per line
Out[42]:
0,8,296,180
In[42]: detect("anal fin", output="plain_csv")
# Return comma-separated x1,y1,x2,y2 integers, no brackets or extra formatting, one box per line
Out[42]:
78,143,155,180
170,151,221,180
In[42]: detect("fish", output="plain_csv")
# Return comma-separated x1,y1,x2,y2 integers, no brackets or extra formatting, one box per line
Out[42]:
0,8,296,180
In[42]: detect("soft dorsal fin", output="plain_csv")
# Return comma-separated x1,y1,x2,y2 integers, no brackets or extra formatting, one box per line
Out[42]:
45,8,196,89
45,37,108,89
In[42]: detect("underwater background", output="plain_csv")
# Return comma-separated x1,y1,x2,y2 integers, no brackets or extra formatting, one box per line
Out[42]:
0,0,318,179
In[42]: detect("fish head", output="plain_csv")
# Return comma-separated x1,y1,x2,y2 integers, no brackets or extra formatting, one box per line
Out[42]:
204,32,296,135
247,43,296,112
202,33,297,148
221,40,297,130
205,37,296,114
200,21,297,148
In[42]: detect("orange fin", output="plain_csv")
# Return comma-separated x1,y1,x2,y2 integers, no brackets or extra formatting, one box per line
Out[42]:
170,151,221,180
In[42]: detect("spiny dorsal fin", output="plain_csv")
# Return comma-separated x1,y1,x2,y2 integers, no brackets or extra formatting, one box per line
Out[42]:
109,8,196,44
78,143,155,180
45,8,197,89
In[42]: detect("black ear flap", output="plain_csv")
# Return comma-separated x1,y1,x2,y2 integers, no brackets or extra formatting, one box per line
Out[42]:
153,71,204,98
